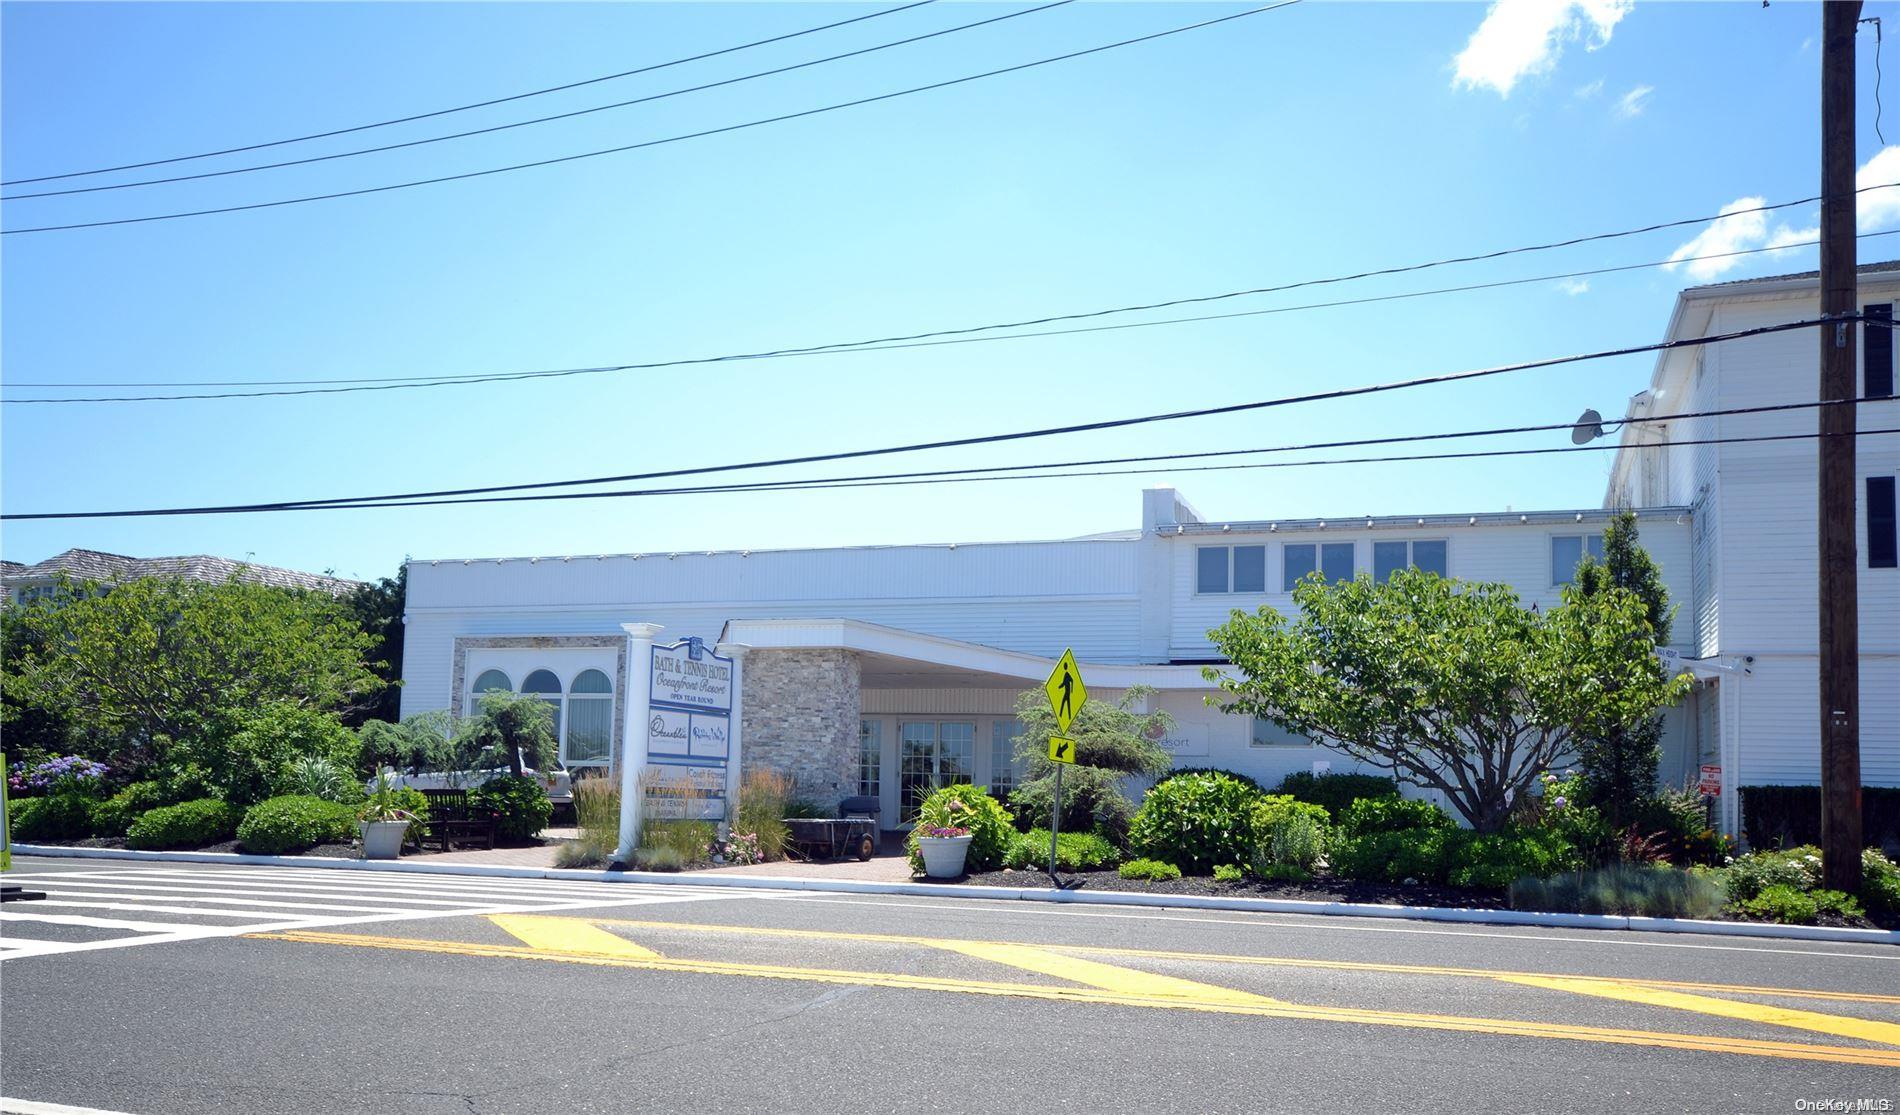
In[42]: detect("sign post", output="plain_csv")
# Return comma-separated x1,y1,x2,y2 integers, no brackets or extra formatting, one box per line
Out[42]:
1042,649,1086,878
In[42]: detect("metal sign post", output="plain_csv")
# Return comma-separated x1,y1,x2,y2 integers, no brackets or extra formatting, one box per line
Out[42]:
1041,649,1086,879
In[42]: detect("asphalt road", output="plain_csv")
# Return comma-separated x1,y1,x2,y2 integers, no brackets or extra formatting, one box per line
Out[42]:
2,856,1897,1114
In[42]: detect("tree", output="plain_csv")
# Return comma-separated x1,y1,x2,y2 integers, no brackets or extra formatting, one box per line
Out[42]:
1,574,383,773
341,565,406,727
1208,569,1689,833
357,710,454,778
1568,511,1676,828
453,691,557,778
1006,685,1174,844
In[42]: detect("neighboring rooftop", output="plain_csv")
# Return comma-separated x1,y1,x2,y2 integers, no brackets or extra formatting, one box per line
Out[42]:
1,548,362,597
1686,258,1900,291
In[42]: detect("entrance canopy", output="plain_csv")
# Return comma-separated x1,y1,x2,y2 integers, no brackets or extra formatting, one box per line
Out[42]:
717,618,1217,691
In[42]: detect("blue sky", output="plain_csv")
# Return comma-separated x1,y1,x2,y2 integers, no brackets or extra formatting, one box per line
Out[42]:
2,0,1892,581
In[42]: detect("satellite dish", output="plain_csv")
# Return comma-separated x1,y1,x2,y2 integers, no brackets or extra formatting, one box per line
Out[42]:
1570,408,1605,445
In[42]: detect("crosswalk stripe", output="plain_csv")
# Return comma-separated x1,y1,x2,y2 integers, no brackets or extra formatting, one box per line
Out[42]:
0,910,210,934
91,871,681,902
28,880,511,908
22,899,319,920
26,888,413,914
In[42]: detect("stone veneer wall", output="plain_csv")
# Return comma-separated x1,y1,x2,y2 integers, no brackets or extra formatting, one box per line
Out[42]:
741,649,861,804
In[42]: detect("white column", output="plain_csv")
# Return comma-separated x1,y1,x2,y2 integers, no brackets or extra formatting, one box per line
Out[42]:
616,622,665,863
715,642,750,837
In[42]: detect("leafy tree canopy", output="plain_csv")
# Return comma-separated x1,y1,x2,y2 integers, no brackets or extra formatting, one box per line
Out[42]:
1,574,384,770
1207,569,1689,832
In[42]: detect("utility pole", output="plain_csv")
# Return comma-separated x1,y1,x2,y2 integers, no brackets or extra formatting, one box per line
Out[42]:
1818,0,1863,893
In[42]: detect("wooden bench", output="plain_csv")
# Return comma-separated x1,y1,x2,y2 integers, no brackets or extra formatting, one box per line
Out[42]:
414,789,498,853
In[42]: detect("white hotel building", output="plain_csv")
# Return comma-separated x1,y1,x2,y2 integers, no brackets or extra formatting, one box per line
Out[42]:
399,267,1900,837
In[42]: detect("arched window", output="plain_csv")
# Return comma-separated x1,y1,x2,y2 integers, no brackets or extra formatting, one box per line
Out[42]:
522,669,563,744
468,669,512,718
566,669,614,765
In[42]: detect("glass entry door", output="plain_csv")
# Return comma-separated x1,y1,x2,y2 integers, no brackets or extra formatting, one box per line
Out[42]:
898,720,975,823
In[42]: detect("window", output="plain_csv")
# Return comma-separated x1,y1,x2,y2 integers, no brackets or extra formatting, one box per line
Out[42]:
565,669,613,765
1250,717,1310,748
1871,475,1898,569
1552,534,1607,586
1374,539,1449,581
858,719,882,799
468,669,512,717
899,720,975,820
990,718,1024,796
1866,303,1895,399
1320,542,1355,584
522,669,563,743
1282,544,1317,590
1196,545,1266,593
1197,546,1229,594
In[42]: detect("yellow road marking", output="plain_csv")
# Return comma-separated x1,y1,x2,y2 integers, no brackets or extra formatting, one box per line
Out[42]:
1497,975,1900,1049
933,940,1282,1005
253,929,1900,1068
574,917,1900,1006
489,914,659,959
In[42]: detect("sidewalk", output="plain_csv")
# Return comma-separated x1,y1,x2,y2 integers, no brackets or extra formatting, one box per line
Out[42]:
402,829,916,882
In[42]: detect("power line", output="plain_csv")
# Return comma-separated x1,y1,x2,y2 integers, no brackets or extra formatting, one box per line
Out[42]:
11,222,1895,404
0,316,1850,520
1,2,1075,202
9,423,1894,522
0,3,1300,236
0,1,938,187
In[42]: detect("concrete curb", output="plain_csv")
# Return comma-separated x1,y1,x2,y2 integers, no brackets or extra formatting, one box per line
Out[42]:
15,843,1900,946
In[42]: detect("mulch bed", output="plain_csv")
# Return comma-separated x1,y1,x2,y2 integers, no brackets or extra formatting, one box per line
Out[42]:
935,867,1510,909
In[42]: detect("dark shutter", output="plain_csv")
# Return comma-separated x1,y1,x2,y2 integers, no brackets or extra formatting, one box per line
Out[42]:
1866,303,1894,399
1870,475,1898,569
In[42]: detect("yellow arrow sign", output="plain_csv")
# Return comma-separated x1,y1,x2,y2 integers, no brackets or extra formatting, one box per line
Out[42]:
1048,734,1076,765
1043,648,1086,733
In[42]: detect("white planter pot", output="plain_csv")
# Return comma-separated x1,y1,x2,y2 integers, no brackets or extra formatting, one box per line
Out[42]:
360,820,408,860
917,834,973,879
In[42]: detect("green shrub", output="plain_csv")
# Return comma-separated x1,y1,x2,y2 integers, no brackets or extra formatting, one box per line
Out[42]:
1249,794,1332,874
128,798,244,850
1335,795,1455,840
235,795,357,855
905,784,1015,874
1164,767,1265,793
1256,863,1311,882
1118,858,1182,882
1273,771,1400,817
1736,884,1865,925
1723,846,1822,903
1213,863,1244,883
470,774,552,843
87,779,173,837
1001,829,1122,871
1128,771,1261,875
1008,765,1138,847
188,702,360,808
1332,827,1464,884
1509,864,1725,919
1636,785,1727,866
1863,849,1900,918
10,793,94,842
1445,829,1579,889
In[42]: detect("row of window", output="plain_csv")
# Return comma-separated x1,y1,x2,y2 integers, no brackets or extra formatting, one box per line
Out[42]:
857,718,1027,810
1196,534,1613,595
468,667,615,766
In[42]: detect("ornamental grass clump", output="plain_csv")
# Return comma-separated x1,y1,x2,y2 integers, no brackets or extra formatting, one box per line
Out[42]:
1508,864,1723,919
555,774,621,869
735,769,792,861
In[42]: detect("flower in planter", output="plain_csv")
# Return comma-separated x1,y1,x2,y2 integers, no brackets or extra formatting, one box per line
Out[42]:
918,825,971,839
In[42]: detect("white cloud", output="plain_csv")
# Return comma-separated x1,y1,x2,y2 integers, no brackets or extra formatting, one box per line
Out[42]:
1453,0,1634,97
1857,145,1900,230
1665,198,1770,280
1614,84,1653,118
1574,77,1605,99
1558,278,1591,295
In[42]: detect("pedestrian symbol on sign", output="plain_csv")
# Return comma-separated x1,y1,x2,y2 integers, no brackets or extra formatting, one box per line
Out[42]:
1043,648,1087,733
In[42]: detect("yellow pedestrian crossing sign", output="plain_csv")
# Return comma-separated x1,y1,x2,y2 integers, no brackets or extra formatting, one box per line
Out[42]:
1048,734,1077,765
1043,648,1087,733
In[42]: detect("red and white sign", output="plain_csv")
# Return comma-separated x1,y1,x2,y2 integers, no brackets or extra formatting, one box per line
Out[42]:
1698,764,1723,796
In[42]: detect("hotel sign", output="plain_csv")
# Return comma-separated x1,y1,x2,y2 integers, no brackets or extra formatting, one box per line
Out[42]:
647,638,733,769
